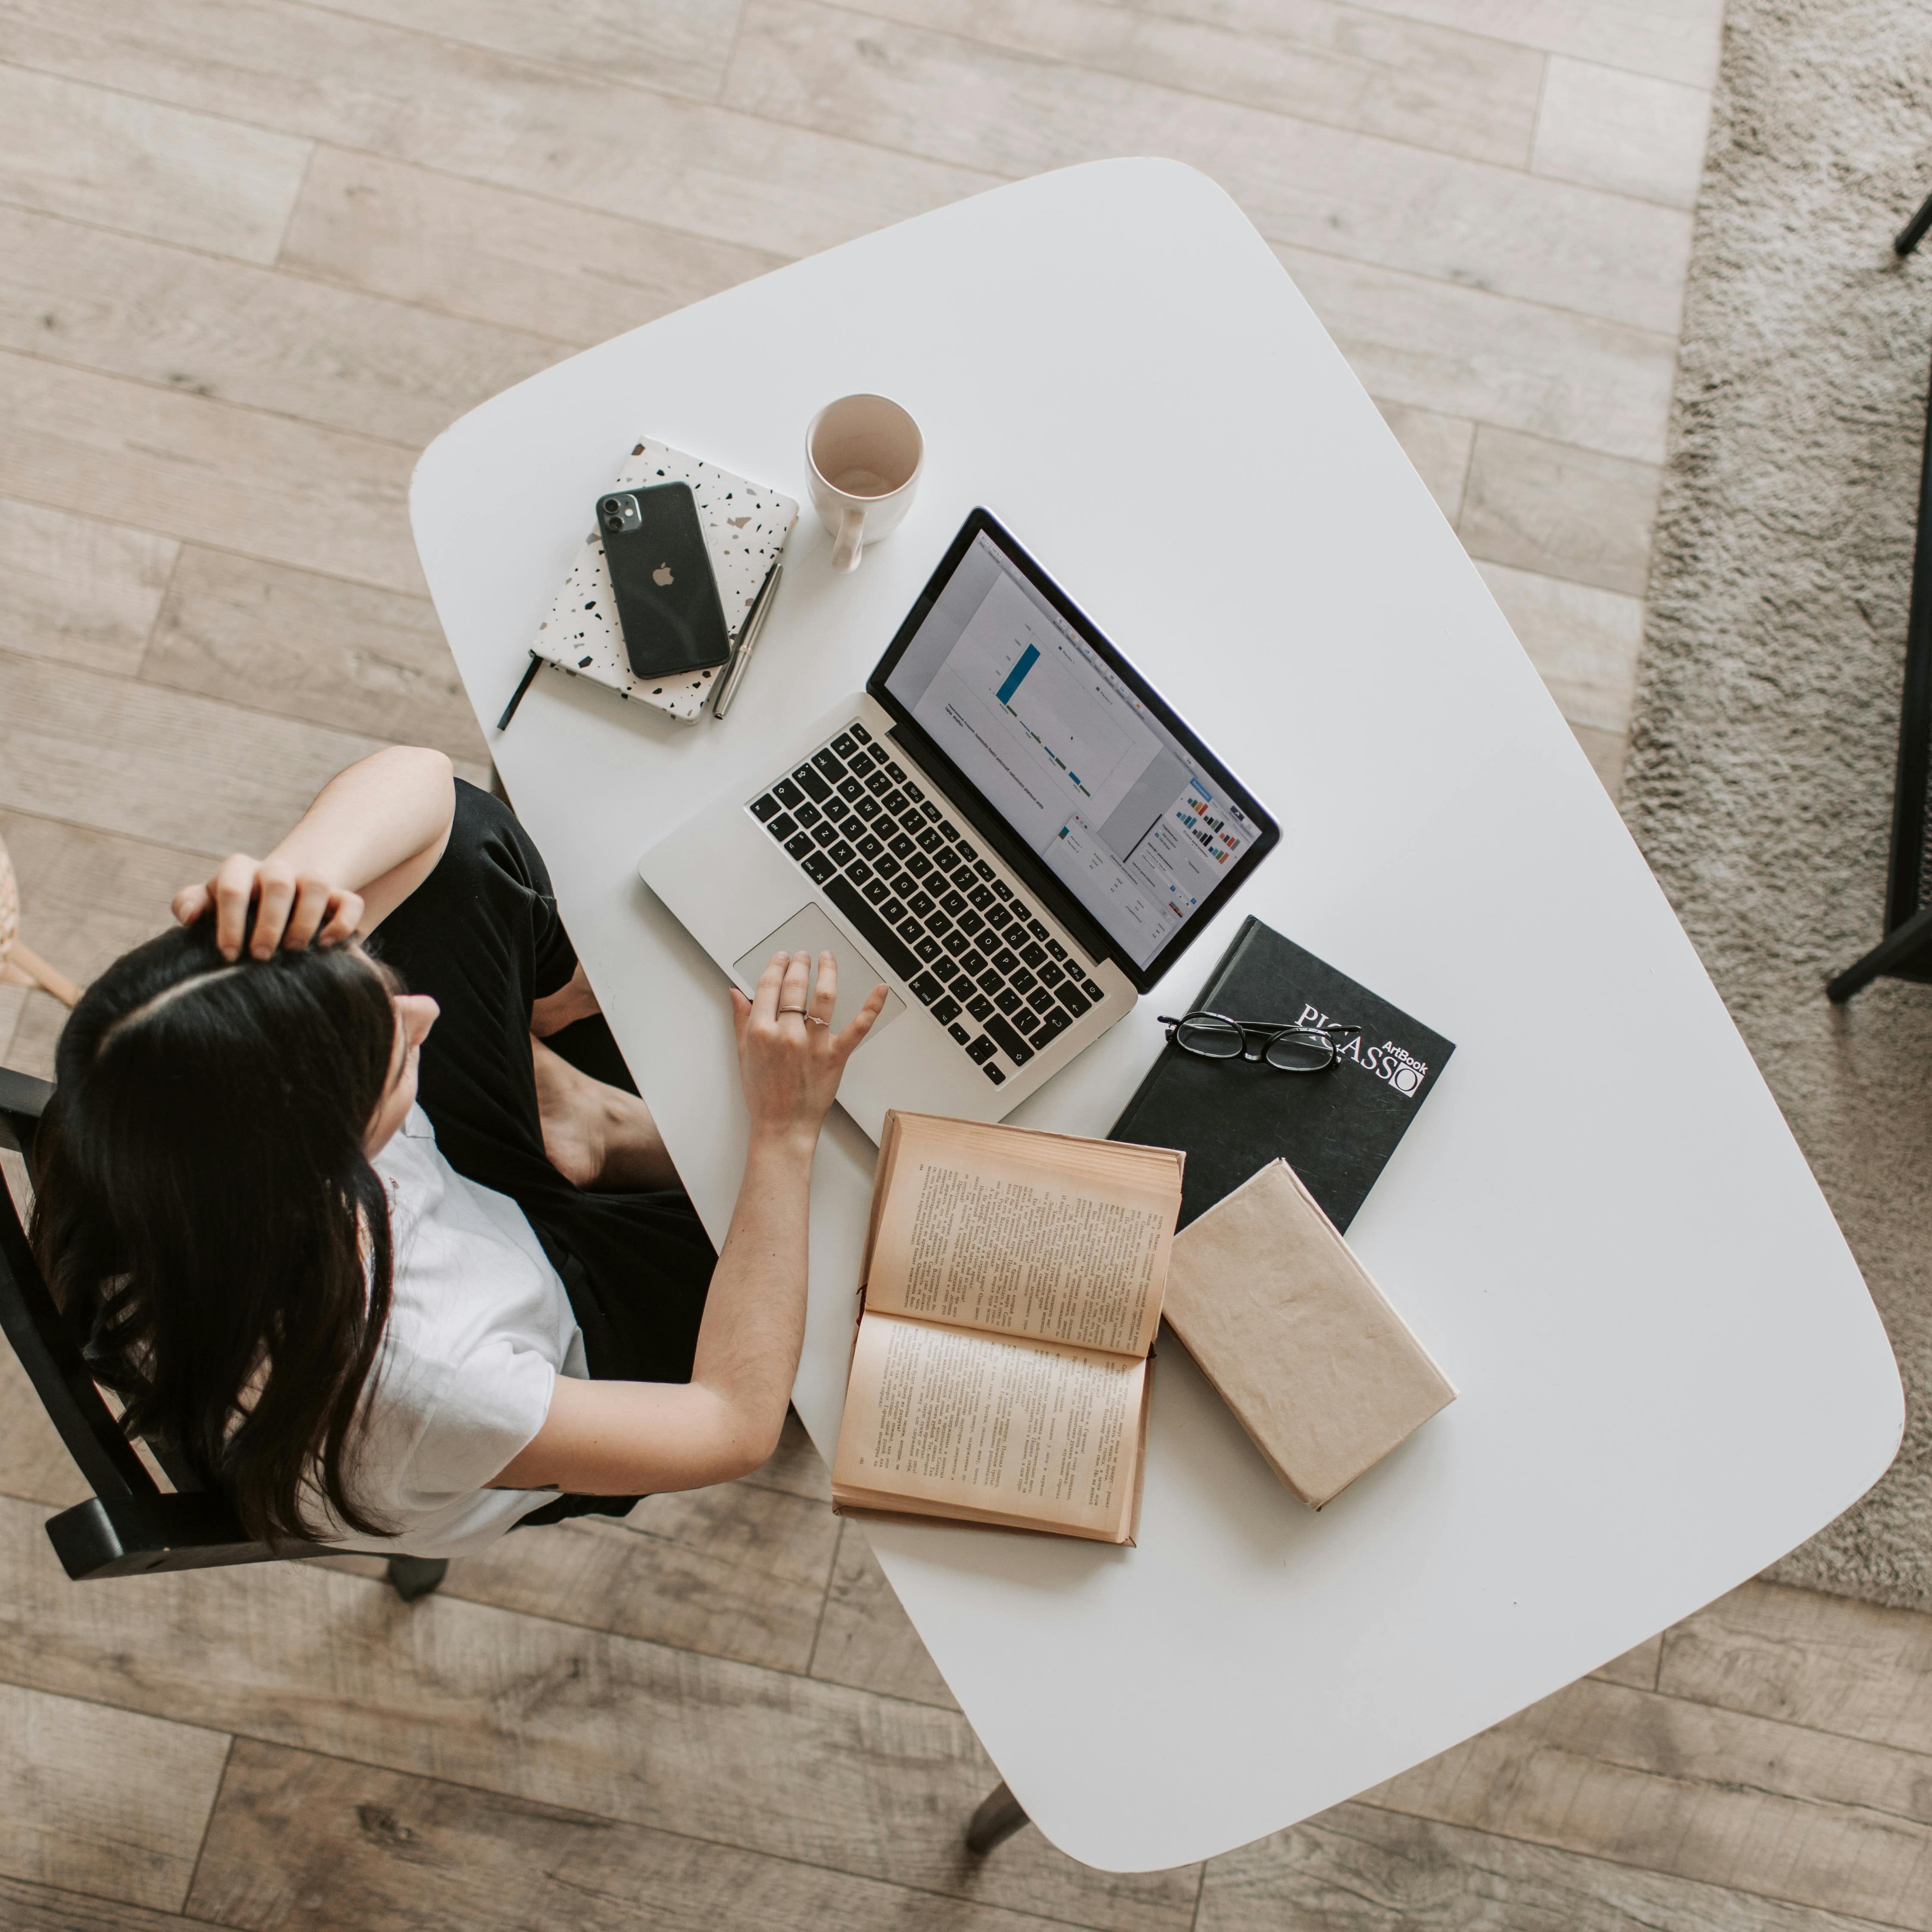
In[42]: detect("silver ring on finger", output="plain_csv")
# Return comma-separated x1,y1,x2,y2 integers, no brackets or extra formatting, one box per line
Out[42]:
805,1015,829,1027
778,1004,809,1015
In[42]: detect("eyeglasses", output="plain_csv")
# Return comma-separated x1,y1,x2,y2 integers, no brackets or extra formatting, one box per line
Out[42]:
1157,1010,1363,1073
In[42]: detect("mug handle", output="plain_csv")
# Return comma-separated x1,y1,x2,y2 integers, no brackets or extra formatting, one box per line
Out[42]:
831,505,866,574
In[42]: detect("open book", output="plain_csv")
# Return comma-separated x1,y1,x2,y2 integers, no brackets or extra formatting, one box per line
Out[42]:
831,1112,1184,1545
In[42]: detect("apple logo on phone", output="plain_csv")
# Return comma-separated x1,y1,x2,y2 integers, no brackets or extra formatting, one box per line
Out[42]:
652,562,674,587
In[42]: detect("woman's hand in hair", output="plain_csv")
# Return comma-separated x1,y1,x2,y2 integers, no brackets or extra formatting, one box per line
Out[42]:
172,853,365,962
730,949,886,1151
171,747,455,960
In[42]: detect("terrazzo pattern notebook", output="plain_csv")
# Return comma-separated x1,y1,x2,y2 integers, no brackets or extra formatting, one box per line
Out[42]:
533,439,799,721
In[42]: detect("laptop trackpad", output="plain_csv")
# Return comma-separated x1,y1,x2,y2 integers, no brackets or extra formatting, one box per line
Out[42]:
732,904,906,1045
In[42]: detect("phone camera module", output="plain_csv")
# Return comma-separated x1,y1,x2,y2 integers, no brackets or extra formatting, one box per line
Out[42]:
599,493,643,535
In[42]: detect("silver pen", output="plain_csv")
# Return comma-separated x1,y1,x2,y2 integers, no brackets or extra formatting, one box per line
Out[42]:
712,565,782,719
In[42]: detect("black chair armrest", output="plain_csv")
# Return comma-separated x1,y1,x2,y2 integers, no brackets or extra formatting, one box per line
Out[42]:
45,1491,329,1580
0,1066,53,1159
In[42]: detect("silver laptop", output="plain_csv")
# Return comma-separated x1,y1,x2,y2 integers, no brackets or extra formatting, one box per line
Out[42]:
638,509,1280,1142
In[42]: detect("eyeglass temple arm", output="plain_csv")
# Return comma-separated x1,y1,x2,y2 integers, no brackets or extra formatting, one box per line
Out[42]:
1157,1013,1363,1036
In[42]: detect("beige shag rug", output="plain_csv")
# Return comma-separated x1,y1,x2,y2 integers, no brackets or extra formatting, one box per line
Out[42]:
1624,0,1932,1609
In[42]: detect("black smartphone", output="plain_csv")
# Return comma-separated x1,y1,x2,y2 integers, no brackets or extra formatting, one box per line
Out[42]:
596,483,731,681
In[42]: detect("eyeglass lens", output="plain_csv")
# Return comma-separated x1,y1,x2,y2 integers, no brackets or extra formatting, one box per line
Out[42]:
1173,1016,1244,1059
1263,1032,1334,1072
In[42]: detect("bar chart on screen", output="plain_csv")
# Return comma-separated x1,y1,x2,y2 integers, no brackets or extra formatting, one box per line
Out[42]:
967,580,1148,814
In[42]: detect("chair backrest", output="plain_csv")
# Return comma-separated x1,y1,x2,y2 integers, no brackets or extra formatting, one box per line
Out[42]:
1881,336,1932,953
0,1065,320,1578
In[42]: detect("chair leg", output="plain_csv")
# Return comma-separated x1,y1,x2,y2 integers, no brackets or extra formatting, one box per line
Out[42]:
1828,947,1885,1004
1898,185,1932,258
386,1555,448,1601
1827,902,1932,1001
965,1780,1029,1854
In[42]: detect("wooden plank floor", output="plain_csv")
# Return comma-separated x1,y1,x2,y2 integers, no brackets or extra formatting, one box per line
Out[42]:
5,3,1926,1927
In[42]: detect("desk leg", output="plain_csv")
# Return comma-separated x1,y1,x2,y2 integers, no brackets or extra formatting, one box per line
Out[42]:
966,1780,1029,1854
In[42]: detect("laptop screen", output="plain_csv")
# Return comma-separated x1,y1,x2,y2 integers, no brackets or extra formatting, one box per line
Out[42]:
875,516,1275,982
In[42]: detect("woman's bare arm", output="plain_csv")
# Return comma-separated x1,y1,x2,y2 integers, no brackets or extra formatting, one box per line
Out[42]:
172,747,456,958
493,947,887,1494
492,1130,816,1490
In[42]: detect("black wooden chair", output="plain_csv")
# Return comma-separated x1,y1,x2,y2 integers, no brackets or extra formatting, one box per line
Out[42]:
0,1064,448,1599
1828,196,1932,1002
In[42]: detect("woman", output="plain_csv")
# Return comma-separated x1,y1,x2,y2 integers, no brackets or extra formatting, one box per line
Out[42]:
31,746,884,1556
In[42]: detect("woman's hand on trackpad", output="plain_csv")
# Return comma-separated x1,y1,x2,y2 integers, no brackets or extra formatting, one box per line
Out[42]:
730,948,886,1152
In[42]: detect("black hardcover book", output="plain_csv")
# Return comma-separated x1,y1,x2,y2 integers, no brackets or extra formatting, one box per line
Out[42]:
1110,917,1454,1231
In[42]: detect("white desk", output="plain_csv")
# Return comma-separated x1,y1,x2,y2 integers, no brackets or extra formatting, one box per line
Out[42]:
411,160,1902,1872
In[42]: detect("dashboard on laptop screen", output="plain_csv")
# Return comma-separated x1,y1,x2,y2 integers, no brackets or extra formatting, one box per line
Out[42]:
874,514,1277,986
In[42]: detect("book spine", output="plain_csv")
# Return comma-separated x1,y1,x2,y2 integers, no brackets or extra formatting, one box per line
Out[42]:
1107,914,1261,1145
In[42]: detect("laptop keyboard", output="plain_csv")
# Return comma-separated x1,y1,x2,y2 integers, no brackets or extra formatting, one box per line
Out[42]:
747,721,1109,1086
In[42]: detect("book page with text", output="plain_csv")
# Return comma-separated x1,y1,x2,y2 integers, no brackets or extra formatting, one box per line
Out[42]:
831,1313,1144,1539
865,1125,1176,1357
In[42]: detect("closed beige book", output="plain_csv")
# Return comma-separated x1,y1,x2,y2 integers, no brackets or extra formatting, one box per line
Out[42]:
1164,1160,1455,1509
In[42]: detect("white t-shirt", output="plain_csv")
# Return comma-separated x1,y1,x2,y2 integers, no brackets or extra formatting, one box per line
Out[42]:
323,1104,587,1559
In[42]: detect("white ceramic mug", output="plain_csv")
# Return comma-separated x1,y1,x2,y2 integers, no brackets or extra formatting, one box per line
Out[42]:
806,394,923,573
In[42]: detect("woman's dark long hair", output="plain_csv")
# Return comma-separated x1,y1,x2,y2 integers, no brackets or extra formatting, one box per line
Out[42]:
30,915,401,1544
